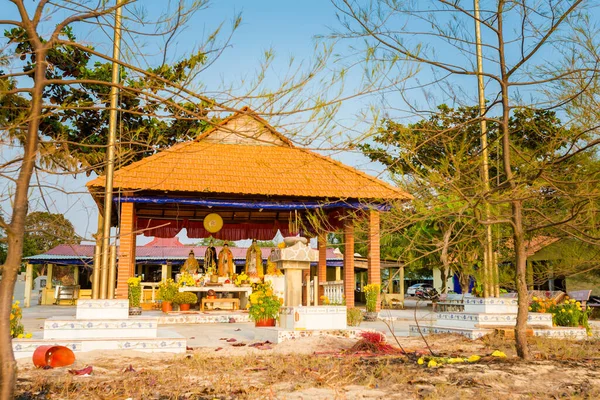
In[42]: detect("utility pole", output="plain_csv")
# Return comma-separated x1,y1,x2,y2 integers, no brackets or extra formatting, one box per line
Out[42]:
99,0,124,299
473,0,498,297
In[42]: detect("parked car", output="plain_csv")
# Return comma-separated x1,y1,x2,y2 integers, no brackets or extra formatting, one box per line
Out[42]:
407,283,434,296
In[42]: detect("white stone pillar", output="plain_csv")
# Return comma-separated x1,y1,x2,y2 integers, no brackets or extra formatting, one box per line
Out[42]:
271,238,318,307
24,263,33,308
73,266,79,285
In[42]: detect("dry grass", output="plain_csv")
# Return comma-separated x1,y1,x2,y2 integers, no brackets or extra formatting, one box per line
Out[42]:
15,335,600,399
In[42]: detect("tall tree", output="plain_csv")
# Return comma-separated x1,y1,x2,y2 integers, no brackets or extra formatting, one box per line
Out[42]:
22,212,80,258
334,0,600,358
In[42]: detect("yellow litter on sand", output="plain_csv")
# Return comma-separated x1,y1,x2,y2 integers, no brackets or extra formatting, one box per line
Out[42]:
491,350,507,358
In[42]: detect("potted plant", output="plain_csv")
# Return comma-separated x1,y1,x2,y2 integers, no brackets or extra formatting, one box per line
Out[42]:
363,283,380,321
157,278,178,313
248,281,283,327
127,276,143,316
173,292,198,311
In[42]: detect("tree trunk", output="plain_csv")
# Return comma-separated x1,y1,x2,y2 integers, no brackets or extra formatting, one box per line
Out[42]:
0,44,46,399
497,1,529,359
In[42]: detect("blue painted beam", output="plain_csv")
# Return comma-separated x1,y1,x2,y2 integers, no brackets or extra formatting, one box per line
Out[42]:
113,196,391,211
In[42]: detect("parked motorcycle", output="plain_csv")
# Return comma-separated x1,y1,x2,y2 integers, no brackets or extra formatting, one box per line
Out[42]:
415,287,439,300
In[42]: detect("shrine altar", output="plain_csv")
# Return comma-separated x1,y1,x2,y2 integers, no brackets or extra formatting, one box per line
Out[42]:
178,286,253,309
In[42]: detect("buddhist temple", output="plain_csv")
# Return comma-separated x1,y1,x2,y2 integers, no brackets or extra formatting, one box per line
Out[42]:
86,107,411,308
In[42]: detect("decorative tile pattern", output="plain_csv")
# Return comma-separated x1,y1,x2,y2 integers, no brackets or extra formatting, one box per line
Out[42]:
276,328,367,343
13,341,82,354
118,339,186,350
409,325,492,340
157,313,251,324
44,319,157,330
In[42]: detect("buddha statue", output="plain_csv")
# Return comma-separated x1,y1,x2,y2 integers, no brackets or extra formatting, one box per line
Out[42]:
245,239,264,278
181,250,199,274
218,243,234,277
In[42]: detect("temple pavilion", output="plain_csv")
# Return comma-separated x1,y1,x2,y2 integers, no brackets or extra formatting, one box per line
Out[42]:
86,107,411,309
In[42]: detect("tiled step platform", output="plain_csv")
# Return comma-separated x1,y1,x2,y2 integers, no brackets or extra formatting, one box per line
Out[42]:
13,330,186,359
435,312,553,328
12,299,187,359
410,297,588,341
158,311,251,325
44,316,159,339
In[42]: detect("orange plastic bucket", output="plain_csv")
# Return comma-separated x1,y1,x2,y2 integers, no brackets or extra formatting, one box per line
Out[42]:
32,345,75,368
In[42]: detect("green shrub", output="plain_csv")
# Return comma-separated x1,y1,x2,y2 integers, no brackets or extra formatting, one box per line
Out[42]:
173,292,198,305
157,278,179,302
347,307,363,327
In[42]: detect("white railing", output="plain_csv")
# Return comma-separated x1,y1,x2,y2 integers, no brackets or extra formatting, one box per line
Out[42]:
321,280,344,305
141,282,159,303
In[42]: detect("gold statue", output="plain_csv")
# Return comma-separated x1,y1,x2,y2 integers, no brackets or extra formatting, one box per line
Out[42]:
245,239,264,278
218,243,234,277
181,250,199,274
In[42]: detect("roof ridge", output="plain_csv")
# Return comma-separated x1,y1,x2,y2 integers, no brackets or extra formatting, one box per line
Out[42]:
194,106,295,148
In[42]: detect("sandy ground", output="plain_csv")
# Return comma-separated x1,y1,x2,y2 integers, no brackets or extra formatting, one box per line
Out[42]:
15,333,600,399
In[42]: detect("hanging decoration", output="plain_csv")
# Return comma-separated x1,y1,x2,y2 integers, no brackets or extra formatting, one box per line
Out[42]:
203,213,223,233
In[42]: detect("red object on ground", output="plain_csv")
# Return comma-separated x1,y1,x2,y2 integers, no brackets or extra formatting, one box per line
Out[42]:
254,318,276,327
33,345,75,368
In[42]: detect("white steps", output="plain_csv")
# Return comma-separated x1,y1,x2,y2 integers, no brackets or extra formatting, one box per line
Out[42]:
43,316,159,339
434,312,553,328
13,330,186,359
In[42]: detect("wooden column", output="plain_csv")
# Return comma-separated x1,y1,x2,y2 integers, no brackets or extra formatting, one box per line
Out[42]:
24,263,33,308
317,232,327,304
343,219,355,307
46,264,53,289
116,202,136,299
73,266,79,285
367,209,381,312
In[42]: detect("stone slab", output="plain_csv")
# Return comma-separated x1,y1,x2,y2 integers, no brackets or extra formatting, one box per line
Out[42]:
43,316,159,340
409,324,493,340
254,327,366,344
76,299,129,320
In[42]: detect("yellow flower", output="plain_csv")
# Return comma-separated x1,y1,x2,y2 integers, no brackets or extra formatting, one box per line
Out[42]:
447,358,464,364
532,296,538,301
417,357,424,365
568,310,573,314
467,355,480,362
17,334,23,339
576,302,581,307
427,360,438,368
25,333,32,339
491,350,506,358
10,314,14,321
528,307,532,311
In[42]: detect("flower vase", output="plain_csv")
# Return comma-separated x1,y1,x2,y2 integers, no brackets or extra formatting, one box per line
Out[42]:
255,318,276,327
179,303,191,311
161,301,173,313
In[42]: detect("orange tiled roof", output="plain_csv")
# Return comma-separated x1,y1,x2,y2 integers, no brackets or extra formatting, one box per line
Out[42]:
87,110,411,201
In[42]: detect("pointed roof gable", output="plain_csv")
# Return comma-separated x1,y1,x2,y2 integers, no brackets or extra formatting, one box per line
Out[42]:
87,108,411,201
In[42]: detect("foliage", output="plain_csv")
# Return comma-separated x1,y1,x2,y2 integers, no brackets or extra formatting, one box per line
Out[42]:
196,238,237,247
10,300,24,338
234,272,249,286
346,307,363,327
127,277,142,308
157,279,178,302
178,272,196,287
22,212,80,258
363,284,380,313
530,296,591,333
248,281,283,322
173,292,198,305
2,27,214,175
